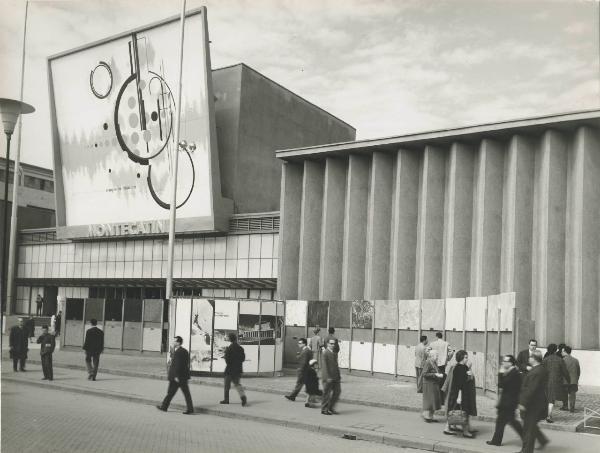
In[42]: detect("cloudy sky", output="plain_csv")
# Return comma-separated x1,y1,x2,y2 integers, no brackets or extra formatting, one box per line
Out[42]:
0,0,598,169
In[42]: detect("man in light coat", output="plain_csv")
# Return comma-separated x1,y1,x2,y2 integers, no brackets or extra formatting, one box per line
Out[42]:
415,335,428,392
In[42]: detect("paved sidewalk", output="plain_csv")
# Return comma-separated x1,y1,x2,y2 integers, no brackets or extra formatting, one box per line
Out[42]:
3,363,599,453
4,345,595,432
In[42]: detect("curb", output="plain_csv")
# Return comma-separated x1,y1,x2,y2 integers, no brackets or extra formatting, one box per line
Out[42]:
2,376,495,453
23,359,581,433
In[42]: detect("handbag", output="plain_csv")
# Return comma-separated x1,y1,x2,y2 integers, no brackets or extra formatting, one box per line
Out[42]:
447,408,468,425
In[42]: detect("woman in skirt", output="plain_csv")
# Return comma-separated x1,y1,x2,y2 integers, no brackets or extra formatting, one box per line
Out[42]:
421,349,443,422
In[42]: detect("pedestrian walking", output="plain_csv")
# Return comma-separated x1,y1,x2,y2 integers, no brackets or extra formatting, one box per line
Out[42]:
325,327,340,354
83,319,104,381
443,350,477,438
37,325,56,381
220,333,247,406
542,343,569,423
321,338,341,415
516,339,537,374
285,337,313,402
157,336,194,414
415,335,428,393
9,318,28,371
304,359,321,408
518,350,550,453
35,294,43,316
561,346,580,413
486,354,524,446
429,332,449,398
421,349,443,423
309,327,323,367
55,311,62,337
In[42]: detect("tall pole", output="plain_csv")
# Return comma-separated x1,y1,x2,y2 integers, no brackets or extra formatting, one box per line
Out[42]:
2,134,12,317
6,0,29,318
165,0,187,302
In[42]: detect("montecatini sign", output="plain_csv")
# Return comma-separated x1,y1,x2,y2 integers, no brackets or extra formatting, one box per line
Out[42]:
88,220,167,237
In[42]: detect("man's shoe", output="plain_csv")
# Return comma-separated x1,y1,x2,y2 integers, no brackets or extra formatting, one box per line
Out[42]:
321,410,332,415
87,375,93,380
329,409,339,415
92,377,96,381
42,377,48,380
545,418,554,423
486,441,501,446
570,409,575,413
536,439,549,450
156,405,167,412
241,396,247,407
284,395,295,402
19,369,26,372
182,410,194,415
559,406,569,411
219,400,229,404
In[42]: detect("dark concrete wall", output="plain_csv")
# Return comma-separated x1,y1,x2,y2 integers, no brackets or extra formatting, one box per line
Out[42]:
213,64,355,214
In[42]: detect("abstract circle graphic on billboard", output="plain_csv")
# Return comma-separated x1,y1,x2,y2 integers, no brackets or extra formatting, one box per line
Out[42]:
49,9,215,228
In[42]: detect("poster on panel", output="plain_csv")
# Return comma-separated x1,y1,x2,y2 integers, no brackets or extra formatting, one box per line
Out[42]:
350,341,372,372
421,299,444,331
329,300,351,328
398,300,420,330
49,8,226,238
174,298,192,351
468,351,485,388
465,297,487,331
238,300,261,345
284,300,307,326
374,300,397,330
338,338,350,369
190,299,214,372
499,292,515,331
487,294,501,331
260,302,277,346
396,345,416,377
445,298,465,331
214,299,238,330
351,300,373,329
373,343,396,374
307,300,328,327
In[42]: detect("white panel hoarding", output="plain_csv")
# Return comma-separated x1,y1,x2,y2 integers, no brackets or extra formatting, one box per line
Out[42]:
49,8,230,238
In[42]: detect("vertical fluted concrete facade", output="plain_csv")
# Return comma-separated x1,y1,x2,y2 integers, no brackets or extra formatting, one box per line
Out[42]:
277,111,600,349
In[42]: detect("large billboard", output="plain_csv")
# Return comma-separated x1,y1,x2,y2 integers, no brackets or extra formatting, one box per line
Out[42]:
48,7,231,239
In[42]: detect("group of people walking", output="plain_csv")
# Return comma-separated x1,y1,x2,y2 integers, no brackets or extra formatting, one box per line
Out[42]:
284,327,342,415
416,334,581,453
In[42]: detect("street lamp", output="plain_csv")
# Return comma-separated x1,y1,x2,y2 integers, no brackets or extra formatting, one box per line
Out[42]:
0,98,35,325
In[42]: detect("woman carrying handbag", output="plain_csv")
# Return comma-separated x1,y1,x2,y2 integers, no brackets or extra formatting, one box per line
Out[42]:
444,350,477,438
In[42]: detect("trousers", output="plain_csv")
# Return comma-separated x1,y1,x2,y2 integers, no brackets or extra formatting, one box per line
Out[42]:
85,352,100,379
224,374,246,401
161,379,194,411
322,381,341,411
491,409,523,444
12,357,26,371
289,371,305,398
521,411,548,453
41,354,53,380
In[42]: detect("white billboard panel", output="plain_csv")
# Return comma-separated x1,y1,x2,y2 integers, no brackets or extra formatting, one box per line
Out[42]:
49,8,230,238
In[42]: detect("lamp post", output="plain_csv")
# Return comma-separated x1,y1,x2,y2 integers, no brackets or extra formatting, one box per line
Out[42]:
0,98,34,327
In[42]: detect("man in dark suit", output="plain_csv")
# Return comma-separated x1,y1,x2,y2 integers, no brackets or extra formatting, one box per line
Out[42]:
83,319,104,381
487,354,524,446
157,336,194,414
518,350,549,453
9,318,28,371
285,338,313,401
516,339,537,374
321,337,341,415
561,346,580,413
220,333,247,406
37,325,56,380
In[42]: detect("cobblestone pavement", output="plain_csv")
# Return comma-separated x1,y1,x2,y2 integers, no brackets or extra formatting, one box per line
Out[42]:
6,344,598,430
3,363,599,453
1,381,422,453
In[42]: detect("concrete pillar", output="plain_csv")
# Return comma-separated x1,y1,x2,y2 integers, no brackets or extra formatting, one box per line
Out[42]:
341,155,370,300
470,139,504,296
415,146,446,299
319,157,347,300
277,162,303,300
441,143,474,298
389,149,420,299
500,135,535,319
298,160,325,300
566,126,600,348
364,152,394,299
532,130,567,345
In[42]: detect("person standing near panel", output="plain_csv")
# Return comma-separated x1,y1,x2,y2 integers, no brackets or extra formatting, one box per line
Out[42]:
35,294,43,316
37,325,56,381
321,338,341,415
415,335,428,392
309,327,323,368
157,336,194,414
561,346,580,413
83,318,104,381
220,333,247,406
542,343,569,423
429,332,449,398
325,327,340,354
285,338,312,402
9,318,28,371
